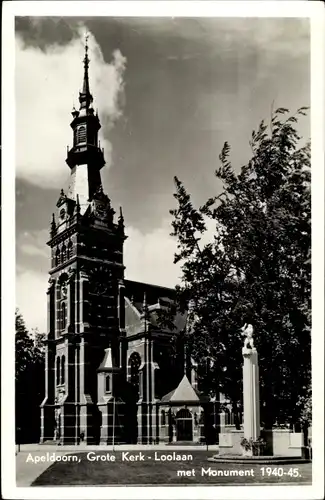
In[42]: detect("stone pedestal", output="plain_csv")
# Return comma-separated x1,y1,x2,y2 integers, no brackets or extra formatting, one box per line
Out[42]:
262,429,305,457
218,429,305,458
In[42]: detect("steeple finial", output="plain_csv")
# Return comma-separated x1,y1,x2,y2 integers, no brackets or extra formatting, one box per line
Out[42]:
79,32,93,110
83,32,89,92
118,206,124,230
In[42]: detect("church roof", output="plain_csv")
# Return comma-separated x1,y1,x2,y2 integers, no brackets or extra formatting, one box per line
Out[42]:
123,279,187,337
124,298,142,336
161,375,200,403
124,280,177,307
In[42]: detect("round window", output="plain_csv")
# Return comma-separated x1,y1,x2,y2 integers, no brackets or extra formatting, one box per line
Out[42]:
60,208,66,220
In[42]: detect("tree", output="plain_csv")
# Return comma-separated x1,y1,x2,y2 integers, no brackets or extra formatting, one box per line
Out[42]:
15,310,45,443
15,309,34,381
170,107,311,429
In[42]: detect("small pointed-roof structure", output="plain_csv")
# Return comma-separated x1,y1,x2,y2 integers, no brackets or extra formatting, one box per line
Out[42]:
170,375,199,402
97,348,119,372
161,374,203,404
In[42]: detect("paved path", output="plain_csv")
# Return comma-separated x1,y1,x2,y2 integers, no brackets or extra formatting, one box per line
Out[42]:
16,450,69,487
16,444,218,486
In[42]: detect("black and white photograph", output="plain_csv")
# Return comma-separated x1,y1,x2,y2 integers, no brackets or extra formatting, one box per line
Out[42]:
1,1,324,499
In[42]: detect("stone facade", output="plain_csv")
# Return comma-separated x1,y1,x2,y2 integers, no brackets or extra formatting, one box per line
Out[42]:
40,41,221,446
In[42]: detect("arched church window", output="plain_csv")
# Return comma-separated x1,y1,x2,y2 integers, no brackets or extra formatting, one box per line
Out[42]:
55,248,60,266
67,241,73,260
56,357,60,385
105,375,111,393
77,125,86,143
61,302,66,330
61,245,66,263
129,352,141,388
61,355,65,384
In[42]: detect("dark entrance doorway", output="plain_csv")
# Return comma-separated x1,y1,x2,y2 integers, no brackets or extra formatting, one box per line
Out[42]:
176,409,193,441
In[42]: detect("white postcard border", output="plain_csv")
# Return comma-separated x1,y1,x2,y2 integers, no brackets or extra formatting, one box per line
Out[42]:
2,2,324,499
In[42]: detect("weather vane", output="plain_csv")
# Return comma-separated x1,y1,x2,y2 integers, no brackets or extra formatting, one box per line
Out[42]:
85,32,89,52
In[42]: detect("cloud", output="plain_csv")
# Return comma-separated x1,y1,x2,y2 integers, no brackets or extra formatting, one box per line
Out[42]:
124,215,217,287
116,17,309,56
124,218,181,287
16,269,48,333
20,244,47,258
18,229,50,259
16,28,127,188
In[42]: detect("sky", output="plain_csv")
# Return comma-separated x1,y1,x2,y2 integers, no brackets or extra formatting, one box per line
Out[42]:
15,16,310,332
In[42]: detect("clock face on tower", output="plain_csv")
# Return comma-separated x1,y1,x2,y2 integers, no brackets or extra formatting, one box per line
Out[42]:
94,202,106,219
56,206,68,234
92,199,110,221
88,266,113,296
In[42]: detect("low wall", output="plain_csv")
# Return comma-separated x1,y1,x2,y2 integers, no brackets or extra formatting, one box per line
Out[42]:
219,429,304,457
219,430,244,455
262,429,304,458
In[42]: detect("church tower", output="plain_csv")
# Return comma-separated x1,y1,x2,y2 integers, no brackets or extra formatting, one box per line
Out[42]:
40,36,126,445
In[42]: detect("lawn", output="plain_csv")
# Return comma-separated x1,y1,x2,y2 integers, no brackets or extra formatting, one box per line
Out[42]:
31,450,312,486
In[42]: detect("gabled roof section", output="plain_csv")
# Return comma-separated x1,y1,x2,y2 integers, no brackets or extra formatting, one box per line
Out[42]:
161,375,200,403
125,297,142,336
160,388,176,404
124,279,187,337
124,279,176,307
171,375,200,402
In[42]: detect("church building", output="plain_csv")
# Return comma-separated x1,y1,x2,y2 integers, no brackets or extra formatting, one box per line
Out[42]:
40,40,222,445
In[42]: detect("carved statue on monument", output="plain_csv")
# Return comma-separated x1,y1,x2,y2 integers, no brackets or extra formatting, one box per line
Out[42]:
241,323,254,350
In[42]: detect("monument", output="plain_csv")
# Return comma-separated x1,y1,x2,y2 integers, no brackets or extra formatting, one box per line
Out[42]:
241,324,262,455
215,323,308,462
241,325,260,440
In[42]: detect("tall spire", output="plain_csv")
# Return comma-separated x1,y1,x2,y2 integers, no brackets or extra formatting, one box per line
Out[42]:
79,32,93,111
83,32,90,95
66,30,105,209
